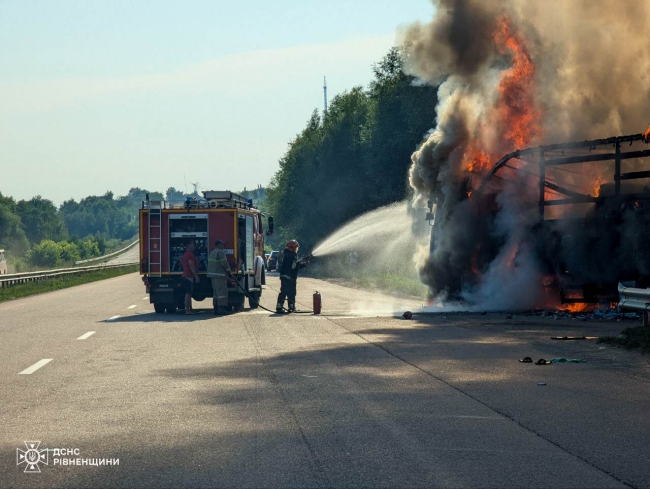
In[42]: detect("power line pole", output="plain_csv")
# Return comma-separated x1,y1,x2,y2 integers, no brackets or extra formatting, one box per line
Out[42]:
323,76,328,114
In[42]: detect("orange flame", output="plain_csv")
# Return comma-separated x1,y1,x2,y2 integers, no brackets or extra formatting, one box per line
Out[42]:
463,15,544,176
643,124,650,144
558,303,590,313
593,175,603,197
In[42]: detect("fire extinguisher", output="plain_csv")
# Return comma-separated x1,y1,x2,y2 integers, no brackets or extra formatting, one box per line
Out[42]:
313,291,322,315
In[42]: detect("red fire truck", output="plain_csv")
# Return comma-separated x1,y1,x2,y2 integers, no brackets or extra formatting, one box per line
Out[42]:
139,191,272,313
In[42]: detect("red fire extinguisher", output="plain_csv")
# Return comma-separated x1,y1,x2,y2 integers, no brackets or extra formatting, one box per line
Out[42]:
313,291,322,315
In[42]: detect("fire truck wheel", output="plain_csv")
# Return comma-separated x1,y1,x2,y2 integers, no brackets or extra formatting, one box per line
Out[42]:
261,269,266,286
165,304,177,314
248,291,261,309
153,303,166,314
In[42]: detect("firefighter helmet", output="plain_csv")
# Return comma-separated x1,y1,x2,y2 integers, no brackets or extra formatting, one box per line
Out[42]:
286,240,299,252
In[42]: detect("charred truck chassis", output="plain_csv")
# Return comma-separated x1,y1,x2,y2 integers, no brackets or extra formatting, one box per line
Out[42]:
434,131,650,304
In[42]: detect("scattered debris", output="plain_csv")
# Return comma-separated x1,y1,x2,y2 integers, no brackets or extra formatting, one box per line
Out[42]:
551,336,598,341
537,382,547,386
549,358,586,363
403,311,413,320
536,359,552,365
519,357,533,363
531,307,640,322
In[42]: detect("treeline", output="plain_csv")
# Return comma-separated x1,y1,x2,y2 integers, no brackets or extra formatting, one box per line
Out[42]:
266,48,438,250
0,186,194,270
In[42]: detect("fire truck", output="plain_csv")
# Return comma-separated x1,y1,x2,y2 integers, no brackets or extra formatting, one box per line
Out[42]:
139,191,272,313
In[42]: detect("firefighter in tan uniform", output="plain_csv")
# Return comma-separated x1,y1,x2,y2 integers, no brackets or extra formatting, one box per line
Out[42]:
207,239,231,315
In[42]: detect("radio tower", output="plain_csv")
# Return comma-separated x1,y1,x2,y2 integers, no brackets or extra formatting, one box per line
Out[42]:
323,76,328,114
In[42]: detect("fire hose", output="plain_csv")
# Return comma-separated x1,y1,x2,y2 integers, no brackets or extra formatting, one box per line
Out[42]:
226,270,314,314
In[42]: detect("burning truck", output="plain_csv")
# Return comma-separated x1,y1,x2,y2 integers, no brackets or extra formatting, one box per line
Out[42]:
423,128,650,306
403,0,650,309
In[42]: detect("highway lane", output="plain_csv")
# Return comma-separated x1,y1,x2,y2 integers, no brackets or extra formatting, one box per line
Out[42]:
1,273,649,487
105,243,140,265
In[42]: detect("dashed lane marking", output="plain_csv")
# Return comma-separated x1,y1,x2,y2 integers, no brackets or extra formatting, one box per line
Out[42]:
128,305,137,309
19,359,53,375
142,297,148,301
77,331,96,340
107,315,120,321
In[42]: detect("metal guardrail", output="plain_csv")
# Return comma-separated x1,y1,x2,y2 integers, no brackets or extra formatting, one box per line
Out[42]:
0,263,137,288
74,239,139,265
618,283,650,326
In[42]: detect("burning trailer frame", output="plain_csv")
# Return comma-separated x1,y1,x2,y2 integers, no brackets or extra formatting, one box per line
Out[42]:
426,128,650,306
483,130,650,304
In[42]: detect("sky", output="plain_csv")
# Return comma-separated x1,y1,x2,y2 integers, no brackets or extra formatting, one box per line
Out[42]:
0,0,435,205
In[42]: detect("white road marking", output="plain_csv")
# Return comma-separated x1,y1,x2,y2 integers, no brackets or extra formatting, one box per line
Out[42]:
142,297,149,301
107,315,120,321
77,331,96,340
128,305,137,309
19,359,53,375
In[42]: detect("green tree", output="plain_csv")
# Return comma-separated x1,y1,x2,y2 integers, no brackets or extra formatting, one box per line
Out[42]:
0,192,29,254
28,240,63,267
16,196,68,244
266,48,437,251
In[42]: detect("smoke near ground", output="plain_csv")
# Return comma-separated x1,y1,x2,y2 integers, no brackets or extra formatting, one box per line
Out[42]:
401,0,650,309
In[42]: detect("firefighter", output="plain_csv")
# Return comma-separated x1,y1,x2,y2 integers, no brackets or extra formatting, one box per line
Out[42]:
207,239,231,315
276,239,310,313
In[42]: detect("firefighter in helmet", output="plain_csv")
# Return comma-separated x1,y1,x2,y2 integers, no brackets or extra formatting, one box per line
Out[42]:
276,239,310,313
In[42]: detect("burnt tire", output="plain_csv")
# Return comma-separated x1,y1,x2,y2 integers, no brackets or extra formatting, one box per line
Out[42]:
154,303,166,314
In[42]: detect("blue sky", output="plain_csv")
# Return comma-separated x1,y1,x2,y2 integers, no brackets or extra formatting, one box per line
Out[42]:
0,0,435,204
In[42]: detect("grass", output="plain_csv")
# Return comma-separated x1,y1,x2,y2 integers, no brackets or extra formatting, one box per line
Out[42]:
0,265,138,303
598,326,650,355
303,257,428,299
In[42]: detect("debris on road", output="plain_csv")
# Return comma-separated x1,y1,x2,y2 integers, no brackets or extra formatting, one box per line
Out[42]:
549,358,586,363
551,336,598,340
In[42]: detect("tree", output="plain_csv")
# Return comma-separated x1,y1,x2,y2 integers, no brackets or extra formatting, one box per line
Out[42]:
16,196,68,244
266,48,437,250
0,192,29,254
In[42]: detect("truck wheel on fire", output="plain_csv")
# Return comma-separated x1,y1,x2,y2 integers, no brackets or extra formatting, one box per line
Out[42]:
139,191,271,313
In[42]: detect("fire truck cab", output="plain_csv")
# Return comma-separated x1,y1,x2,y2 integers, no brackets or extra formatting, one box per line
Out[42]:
139,191,270,313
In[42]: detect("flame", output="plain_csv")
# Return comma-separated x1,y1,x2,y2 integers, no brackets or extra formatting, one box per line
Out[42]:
643,124,650,144
463,15,544,177
558,303,590,313
593,175,603,197
492,15,544,151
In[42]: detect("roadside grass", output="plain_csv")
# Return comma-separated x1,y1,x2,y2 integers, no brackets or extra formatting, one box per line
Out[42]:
0,265,138,303
303,256,427,299
599,326,650,354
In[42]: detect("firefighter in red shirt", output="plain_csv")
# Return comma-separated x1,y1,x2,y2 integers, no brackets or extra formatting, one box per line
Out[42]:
182,241,200,315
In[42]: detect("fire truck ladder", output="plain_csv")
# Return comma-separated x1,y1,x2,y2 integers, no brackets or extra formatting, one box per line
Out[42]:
148,201,163,277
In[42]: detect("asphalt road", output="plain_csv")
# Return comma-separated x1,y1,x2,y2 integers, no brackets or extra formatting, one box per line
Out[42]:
105,243,140,265
2,272,650,488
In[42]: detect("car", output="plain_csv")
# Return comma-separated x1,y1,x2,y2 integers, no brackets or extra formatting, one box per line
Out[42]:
267,251,279,271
